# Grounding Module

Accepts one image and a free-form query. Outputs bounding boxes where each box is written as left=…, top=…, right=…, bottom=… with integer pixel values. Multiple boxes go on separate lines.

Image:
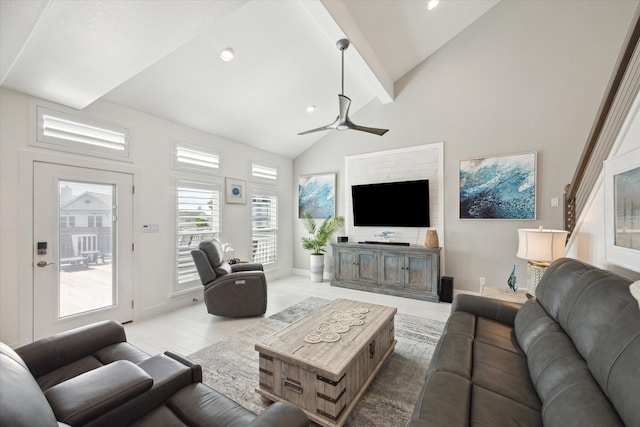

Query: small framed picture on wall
left=225, top=177, right=247, bottom=204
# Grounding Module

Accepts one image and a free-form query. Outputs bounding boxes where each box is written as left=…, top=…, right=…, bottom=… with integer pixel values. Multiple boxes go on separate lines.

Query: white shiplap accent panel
left=345, top=143, right=444, bottom=250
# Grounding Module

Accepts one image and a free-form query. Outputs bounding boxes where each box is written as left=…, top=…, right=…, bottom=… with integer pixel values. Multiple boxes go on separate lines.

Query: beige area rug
left=189, top=297, right=445, bottom=426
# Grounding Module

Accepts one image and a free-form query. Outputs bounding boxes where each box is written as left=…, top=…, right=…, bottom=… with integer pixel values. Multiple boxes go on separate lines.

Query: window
left=96, top=216, right=103, bottom=227
left=60, top=216, right=76, bottom=228
left=36, top=106, right=130, bottom=160
left=252, top=192, right=277, bottom=265
left=88, top=216, right=95, bottom=228
left=175, top=141, right=220, bottom=173
left=176, top=182, right=221, bottom=292
left=251, top=162, right=278, bottom=183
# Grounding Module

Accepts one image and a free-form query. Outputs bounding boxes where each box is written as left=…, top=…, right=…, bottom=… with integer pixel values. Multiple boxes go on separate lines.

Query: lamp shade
left=516, top=228, right=568, bottom=262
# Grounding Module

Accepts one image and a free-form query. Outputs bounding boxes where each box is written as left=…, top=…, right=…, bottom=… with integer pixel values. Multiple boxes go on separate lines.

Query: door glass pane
left=58, top=181, right=115, bottom=317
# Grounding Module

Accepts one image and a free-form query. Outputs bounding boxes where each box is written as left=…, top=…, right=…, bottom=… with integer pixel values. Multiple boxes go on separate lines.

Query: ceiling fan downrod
left=337, top=38, right=350, bottom=96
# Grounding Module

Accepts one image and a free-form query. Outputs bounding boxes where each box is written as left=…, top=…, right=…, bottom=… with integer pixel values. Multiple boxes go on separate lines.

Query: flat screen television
left=351, top=180, right=430, bottom=227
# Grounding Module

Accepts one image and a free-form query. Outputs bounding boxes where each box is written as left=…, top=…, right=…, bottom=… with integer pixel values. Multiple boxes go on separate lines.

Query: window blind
left=252, top=193, right=277, bottom=265
left=36, top=106, right=130, bottom=159
left=176, top=144, right=220, bottom=171
left=176, top=184, right=220, bottom=291
left=251, top=162, right=278, bottom=182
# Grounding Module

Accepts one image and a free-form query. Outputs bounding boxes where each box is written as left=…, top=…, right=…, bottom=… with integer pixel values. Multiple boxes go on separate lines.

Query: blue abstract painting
left=299, top=174, right=336, bottom=219
left=459, top=152, right=536, bottom=219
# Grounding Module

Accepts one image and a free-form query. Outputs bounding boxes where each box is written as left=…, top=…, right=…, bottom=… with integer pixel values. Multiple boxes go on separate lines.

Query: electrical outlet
left=551, top=198, right=559, bottom=207
left=479, top=277, right=486, bottom=286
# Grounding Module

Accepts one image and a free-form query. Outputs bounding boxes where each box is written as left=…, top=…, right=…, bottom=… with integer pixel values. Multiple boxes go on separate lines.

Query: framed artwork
left=459, top=152, right=536, bottom=219
left=225, top=177, right=246, bottom=204
left=298, top=173, right=336, bottom=219
left=604, top=147, right=640, bottom=272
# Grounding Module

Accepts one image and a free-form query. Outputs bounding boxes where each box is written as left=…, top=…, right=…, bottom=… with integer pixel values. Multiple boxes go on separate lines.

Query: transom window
left=36, top=106, right=130, bottom=160
left=175, top=141, right=220, bottom=173
left=251, top=162, right=278, bottom=183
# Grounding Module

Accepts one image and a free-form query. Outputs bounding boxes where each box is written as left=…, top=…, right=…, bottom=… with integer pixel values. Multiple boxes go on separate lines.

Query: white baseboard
left=135, top=289, right=202, bottom=322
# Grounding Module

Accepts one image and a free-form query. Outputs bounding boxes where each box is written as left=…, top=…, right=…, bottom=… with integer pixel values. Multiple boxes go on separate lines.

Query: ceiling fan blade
left=350, top=123, right=389, bottom=136
left=298, top=116, right=340, bottom=135
left=297, top=125, right=333, bottom=136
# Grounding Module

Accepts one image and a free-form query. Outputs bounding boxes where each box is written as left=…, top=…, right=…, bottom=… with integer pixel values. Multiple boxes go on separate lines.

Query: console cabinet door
left=379, top=252, right=405, bottom=288
left=355, top=250, right=377, bottom=284
left=335, top=248, right=356, bottom=281
left=405, top=253, right=436, bottom=292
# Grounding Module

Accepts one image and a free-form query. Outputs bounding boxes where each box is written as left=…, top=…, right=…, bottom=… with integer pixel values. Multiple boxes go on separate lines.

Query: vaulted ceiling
left=1, top=0, right=499, bottom=158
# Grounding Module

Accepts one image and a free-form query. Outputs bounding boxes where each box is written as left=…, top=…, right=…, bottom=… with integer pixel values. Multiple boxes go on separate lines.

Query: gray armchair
left=191, top=239, right=267, bottom=317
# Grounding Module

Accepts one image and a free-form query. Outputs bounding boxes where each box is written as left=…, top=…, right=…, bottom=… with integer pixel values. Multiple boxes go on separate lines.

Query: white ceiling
left=1, top=0, right=499, bottom=158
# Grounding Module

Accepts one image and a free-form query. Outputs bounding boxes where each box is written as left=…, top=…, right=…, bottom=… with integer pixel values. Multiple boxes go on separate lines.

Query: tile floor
left=124, top=274, right=453, bottom=356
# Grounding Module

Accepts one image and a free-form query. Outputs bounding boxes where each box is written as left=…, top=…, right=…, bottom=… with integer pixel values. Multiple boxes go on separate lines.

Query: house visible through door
left=33, top=162, right=133, bottom=339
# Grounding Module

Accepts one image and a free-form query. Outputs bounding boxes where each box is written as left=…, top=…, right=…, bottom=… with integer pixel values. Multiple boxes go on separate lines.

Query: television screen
left=351, top=180, right=430, bottom=227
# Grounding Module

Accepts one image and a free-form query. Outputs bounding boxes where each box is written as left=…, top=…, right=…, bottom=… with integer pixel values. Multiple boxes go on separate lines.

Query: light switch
left=551, top=198, right=559, bottom=207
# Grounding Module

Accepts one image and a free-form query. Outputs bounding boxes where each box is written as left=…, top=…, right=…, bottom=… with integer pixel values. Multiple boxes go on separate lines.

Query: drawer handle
left=284, top=378, right=303, bottom=394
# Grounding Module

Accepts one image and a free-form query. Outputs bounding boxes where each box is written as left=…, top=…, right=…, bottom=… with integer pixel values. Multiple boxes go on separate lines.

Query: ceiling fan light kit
left=298, top=39, right=389, bottom=136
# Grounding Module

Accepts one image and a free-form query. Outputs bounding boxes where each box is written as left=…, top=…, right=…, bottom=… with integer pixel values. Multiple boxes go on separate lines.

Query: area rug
left=188, top=297, right=445, bottom=426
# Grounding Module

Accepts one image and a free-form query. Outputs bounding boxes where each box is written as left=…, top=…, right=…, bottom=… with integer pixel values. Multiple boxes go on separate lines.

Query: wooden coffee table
left=255, top=298, right=397, bottom=427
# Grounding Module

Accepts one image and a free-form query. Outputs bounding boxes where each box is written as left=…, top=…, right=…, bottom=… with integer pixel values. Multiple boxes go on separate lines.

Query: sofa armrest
left=206, top=270, right=267, bottom=291
left=452, top=294, right=521, bottom=325
left=44, top=360, right=153, bottom=426
left=16, top=320, right=127, bottom=378
left=231, top=262, right=264, bottom=272
left=247, top=402, right=309, bottom=427
left=163, top=351, right=202, bottom=383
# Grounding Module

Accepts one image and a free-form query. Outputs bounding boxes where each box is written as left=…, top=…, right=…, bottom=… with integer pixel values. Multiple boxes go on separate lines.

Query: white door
left=33, top=162, right=134, bottom=339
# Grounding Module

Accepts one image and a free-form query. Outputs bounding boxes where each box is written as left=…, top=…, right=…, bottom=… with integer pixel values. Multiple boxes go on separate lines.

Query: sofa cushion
left=130, top=405, right=188, bottom=426
left=411, top=371, right=471, bottom=427
left=166, top=383, right=257, bottom=426
left=557, top=269, right=633, bottom=359
left=471, top=385, right=541, bottom=427
left=35, top=342, right=150, bottom=391
left=587, top=301, right=640, bottom=427
left=16, top=320, right=127, bottom=378
left=472, top=341, right=540, bottom=411
left=0, top=343, right=59, bottom=427
left=199, top=240, right=232, bottom=276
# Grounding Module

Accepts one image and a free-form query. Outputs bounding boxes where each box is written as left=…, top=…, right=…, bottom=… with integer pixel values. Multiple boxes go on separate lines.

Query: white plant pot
left=310, top=254, right=325, bottom=282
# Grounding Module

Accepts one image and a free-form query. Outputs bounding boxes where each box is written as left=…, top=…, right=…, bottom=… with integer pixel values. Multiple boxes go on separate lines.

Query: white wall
left=293, top=0, right=639, bottom=292
left=566, top=90, right=640, bottom=281
left=0, top=88, right=294, bottom=346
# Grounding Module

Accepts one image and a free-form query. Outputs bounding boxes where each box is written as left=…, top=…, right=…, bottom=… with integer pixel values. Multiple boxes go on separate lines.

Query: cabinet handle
left=284, top=378, right=303, bottom=394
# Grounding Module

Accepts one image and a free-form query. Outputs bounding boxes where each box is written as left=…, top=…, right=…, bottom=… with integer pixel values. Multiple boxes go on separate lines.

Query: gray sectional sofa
left=0, top=320, right=308, bottom=427
left=409, top=257, right=639, bottom=426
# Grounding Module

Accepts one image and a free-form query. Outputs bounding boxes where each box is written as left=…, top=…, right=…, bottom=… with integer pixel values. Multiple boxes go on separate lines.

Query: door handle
left=36, top=261, right=56, bottom=268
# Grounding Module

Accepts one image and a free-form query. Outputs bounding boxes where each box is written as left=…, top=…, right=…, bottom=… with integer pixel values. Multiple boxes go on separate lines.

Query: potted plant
left=301, top=212, right=345, bottom=282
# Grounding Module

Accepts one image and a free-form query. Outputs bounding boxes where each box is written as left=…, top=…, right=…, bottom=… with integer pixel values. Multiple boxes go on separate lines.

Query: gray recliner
left=191, top=239, right=267, bottom=317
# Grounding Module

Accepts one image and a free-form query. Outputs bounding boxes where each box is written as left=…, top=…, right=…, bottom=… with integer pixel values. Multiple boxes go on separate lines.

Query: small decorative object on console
left=507, top=265, right=518, bottom=292
left=424, top=229, right=439, bottom=248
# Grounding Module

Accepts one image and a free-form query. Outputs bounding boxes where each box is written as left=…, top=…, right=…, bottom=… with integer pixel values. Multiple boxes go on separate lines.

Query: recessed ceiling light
left=427, top=0, right=439, bottom=10
left=220, top=47, right=234, bottom=62
left=306, top=105, right=316, bottom=113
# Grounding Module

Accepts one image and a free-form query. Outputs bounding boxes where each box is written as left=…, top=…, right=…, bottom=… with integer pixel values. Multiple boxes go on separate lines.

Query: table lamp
left=516, top=227, right=569, bottom=295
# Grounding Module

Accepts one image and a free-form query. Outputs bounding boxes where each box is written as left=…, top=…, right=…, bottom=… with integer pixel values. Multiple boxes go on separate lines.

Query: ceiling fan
left=298, top=39, right=389, bottom=136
